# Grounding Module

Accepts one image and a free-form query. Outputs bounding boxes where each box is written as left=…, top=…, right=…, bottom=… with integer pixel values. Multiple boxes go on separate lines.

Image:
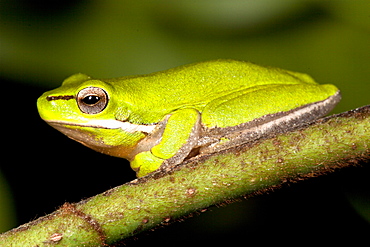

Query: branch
left=1, top=105, right=370, bottom=246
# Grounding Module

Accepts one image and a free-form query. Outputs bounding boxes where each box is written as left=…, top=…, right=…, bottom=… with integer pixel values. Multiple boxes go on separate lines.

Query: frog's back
left=119, top=59, right=315, bottom=103
left=109, top=59, right=318, bottom=123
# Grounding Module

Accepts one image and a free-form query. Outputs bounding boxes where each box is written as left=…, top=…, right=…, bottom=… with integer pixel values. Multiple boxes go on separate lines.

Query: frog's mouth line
left=44, top=119, right=157, bottom=134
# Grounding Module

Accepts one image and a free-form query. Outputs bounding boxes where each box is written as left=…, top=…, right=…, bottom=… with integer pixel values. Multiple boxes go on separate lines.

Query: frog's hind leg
left=199, top=84, right=340, bottom=153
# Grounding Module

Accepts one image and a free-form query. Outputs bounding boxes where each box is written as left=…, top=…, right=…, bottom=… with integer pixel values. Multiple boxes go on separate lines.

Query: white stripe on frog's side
left=86, top=120, right=157, bottom=133
left=46, top=119, right=157, bottom=134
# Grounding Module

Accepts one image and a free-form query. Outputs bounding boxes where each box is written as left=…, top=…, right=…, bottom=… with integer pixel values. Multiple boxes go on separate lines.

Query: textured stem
left=1, top=106, right=369, bottom=246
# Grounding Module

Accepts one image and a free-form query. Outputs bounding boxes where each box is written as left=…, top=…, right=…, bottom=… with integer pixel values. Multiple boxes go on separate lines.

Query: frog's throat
left=44, top=119, right=157, bottom=134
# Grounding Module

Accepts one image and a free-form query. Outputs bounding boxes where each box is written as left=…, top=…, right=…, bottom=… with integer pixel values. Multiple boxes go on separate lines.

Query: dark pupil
left=82, top=95, right=100, bottom=105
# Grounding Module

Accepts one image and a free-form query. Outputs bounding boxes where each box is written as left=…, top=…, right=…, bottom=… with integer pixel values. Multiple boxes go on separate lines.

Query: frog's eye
left=77, top=87, right=108, bottom=114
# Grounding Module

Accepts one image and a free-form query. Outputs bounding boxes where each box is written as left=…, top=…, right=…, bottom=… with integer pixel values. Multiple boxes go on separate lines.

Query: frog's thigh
left=151, top=108, right=200, bottom=160
left=202, top=84, right=336, bottom=128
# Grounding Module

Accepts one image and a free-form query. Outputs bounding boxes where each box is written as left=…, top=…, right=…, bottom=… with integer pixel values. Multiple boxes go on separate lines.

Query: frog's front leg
left=130, top=108, right=201, bottom=177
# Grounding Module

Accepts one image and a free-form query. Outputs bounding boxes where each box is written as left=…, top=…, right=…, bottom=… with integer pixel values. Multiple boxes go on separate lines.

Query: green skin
left=37, top=59, right=340, bottom=177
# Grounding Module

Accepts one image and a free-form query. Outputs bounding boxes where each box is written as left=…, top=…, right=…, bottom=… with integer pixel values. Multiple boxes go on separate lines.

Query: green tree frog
left=37, top=59, right=341, bottom=177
